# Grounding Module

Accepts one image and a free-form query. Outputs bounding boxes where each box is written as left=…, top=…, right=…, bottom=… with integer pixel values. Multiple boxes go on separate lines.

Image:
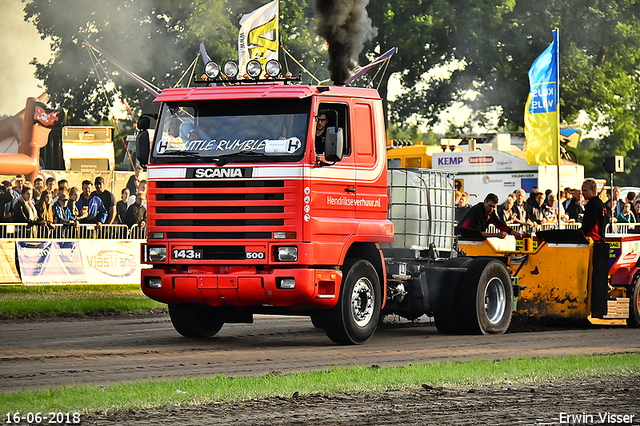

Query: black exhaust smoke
left=315, top=0, right=376, bottom=86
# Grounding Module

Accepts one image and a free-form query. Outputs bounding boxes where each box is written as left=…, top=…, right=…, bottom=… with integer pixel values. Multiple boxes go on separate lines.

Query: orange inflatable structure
left=0, top=95, right=64, bottom=182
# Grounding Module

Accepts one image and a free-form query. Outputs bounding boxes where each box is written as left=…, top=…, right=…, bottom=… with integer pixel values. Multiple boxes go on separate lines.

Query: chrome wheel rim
left=485, top=277, right=506, bottom=325
left=351, top=278, right=374, bottom=327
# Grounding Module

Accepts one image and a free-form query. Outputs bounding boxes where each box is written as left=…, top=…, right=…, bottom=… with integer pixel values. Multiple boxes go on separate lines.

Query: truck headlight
left=275, top=246, right=298, bottom=262
left=144, top=277, right=162, bottom=289
left=147, top=246, right=167, bottom=262
left=277, top=278, right=295, bottom=289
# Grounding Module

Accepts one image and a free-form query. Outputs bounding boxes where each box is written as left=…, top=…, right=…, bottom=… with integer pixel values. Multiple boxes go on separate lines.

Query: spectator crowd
left=455, top=184, right=640, bottom=233
left=0, top=168, right=147, bottom=237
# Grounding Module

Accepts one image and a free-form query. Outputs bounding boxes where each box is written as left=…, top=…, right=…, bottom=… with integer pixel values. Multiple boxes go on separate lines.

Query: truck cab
left=140, top=84, right=394, bottom=344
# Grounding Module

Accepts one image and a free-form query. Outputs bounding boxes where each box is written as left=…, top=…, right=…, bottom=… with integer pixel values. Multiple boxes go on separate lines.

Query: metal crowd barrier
left=0, top=223, right=147, bottom=239
left=487, top=222, right=582, bottom=234
left=606, top=223, right=637, bottom=234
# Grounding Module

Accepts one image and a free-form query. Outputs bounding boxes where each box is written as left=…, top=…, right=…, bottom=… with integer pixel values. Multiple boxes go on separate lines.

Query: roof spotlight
left=204, top=61, right=220, bottom=79
left=265, top=60, right=282, bottom=77
left=246, top=60, right=262, bottom=78
left=222, top=60, right=239, bottom=78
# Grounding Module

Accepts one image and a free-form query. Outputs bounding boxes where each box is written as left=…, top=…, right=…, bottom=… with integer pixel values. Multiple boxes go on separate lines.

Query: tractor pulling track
left=1, top=314, right=639, bottom=425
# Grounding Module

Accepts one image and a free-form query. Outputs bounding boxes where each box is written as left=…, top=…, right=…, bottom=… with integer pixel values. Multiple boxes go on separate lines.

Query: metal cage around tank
left=384, top=168, right=456, bottom=254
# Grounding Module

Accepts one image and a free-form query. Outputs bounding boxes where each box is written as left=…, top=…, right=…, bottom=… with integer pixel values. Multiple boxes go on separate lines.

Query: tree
left=25, top=0, right=328, bottom=122
left=359, top=0, right=516, bottom=127
left=25, top=0, right=200, bottom=123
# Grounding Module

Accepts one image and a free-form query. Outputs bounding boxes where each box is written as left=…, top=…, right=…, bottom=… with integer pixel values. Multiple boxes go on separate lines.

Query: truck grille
left=151, top=179, right=299, bottom=240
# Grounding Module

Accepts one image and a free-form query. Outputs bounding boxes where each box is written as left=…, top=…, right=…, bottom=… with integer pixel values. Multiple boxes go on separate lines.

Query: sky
left=0, top=0, right=51, bottom=117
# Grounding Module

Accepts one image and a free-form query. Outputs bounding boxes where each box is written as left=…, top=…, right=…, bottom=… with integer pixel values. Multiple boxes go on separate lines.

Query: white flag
left=238, top=0, right=279, bottom=75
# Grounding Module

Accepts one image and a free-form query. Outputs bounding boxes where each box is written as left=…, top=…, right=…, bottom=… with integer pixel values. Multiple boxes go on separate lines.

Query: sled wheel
left=459, top=259, right=513, bottom=334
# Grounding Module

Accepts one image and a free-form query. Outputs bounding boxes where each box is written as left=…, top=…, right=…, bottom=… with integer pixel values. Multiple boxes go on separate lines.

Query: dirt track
left=85, top=375, right=640, bottom=425
left=1, top=314, right=639, bottom=393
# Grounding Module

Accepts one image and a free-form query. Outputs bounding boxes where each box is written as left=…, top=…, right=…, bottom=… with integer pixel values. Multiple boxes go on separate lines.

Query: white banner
left=238, top=0, right=279, bottom=74
left=79, top=240, right=145, bottom=284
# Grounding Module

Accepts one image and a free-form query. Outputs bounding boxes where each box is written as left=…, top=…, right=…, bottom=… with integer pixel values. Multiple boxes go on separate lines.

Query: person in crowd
left=511, top=189, right=531, bottom=228
left=457, top=193, right=524, bottom=239
left=76, top=180, right=107, bottom=227
left=2, top=181, right=15, bottom=221
left=633, top=198, right=640, bottom=222
left=45, top=177, right=57, bottom=198
left=115, top=188, right=130, bottom=224
left=527, top=191, right=546, bottom=227
left=127, top=180, right=147, bottom=207
left=611, top=187, right=624, bottom=218
left=125, top=191, right=147, bottom=228
left=12, top=174, right=24, bottom=200
left=542, top=193, right=558, bottom=224
left=560, top=187, right=572, bottom=211
left=314, top=112, right=328, bottom=154
left=126, top=166, right=143, bottom=197
left=581, top=179, right=607, bottom=242
left=566, top=188, right=585, bottom=222
left=627, top=192, right=637, bottom=205
left=455, top=191, right=471, bottom=223
left=35, top=189, right=55, bottom=233
left=33, top=177, right=44, bottom=202
left=617, top=202, right=636, bottom=224
left=497, top=194, right=516, bottom=226
left=12, top=186, right=44, bottom=236
left=91, top=176, right=117, bottom=224
left=0, top=184, right=13, bottom=222
left=68, top=187, right=88, bottom=222
left=53, top=192, right=79, bottom=232
left=53, top=179, right=69, bottom=203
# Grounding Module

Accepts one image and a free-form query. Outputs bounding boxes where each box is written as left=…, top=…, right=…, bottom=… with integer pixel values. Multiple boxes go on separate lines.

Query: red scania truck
left=138, top=63, right=519, bottom=344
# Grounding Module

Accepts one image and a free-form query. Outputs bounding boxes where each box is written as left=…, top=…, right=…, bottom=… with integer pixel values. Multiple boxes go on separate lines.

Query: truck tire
left=168, top=304, right=224, bottom=338
left=629, top=275, right=640, bottom=328
left=433, top=257, right=474, bottom=335
left=310, top=313, right=325, bottom=329
left=458, top=259, right=513, bottom=335
left=324, top=259, right=381, bottom=345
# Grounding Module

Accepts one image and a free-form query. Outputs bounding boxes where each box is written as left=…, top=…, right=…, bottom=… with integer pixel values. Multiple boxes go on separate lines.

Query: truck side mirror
left=136, top=116, right=152, bottom=166
left=324, top=127, right=344, bottom=162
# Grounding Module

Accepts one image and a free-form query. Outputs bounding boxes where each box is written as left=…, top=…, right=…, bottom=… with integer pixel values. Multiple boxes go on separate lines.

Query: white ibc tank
left=387, top=169, right=455, bottom=251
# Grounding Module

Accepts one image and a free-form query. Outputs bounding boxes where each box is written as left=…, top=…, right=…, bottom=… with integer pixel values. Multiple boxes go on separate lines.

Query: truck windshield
left=151, top=98, right=310, bottom=163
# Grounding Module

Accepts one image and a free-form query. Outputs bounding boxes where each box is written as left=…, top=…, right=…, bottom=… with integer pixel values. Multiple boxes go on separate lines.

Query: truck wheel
left=310, top=313, right=325, bottom=329
left=459, top=259, right=513, bottom=335
left=324, top=259, right=381, bottom=345
left=168, top=304, right=224, bottom=338
left=629, top=276, right=640, bottom=327
left=433, top=257, right=474, bottom=335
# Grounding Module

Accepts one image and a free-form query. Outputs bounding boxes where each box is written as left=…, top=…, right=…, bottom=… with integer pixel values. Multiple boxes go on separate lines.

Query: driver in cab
left=314, top=112, right=328, bottom=154
left=457, top=193, right=524, bottom=239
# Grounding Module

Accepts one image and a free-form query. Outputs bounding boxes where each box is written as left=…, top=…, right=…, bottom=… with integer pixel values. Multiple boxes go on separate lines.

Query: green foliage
left=25, top=0, right=327, bottom=123
left=23, top=0, right=640, bottom=182
left=387, top=122, right=421, bottom=143
left=1, top=353, right=638, bottom=413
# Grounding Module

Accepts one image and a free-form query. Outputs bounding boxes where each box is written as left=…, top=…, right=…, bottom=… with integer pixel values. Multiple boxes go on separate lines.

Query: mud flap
left=590, top=242, right=610, bottom=318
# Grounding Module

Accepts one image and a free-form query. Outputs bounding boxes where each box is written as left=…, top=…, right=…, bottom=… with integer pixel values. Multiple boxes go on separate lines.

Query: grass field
left=1, top=353, right=638, bottom=414
left=0, top=284, right=165, bottom=319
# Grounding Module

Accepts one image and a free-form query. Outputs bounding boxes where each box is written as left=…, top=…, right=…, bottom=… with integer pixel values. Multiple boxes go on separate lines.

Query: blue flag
left=525, top=30, right=559, bottom=165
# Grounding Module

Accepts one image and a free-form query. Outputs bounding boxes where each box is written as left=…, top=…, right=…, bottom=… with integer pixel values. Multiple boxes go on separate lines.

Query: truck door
left=353, top=101, right=387, bottom=221
left=308, top=102, right=357, bottom=259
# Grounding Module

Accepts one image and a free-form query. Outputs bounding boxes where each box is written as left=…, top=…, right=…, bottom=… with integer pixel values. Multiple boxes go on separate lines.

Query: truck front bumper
left=141, top=267, right=342, bottom=310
